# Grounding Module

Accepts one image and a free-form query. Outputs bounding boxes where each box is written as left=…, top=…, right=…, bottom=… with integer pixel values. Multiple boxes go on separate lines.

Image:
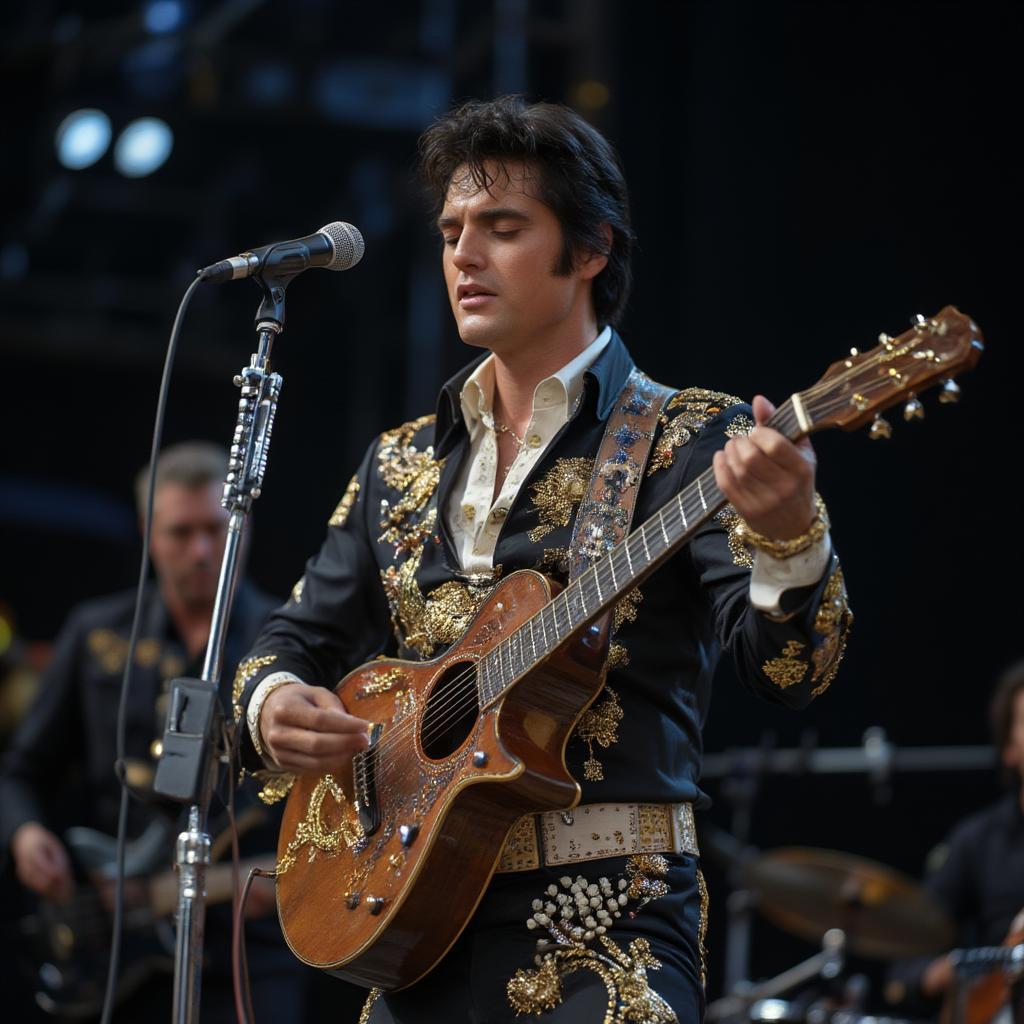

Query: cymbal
left=738, top=846, right=953, bottom=959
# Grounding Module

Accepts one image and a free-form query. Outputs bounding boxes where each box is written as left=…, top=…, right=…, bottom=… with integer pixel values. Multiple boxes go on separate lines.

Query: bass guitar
left=275, top=306, right=984, bottom=990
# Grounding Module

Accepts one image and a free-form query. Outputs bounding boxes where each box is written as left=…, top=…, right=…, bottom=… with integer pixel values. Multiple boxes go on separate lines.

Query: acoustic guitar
left=275, top=306, right=984, bottom=990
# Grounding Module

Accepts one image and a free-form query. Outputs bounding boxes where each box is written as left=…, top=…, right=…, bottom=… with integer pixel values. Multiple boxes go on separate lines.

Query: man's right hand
left=260, top=682, right=370, bottom=774
left=11, top=822, right=73, bottom=902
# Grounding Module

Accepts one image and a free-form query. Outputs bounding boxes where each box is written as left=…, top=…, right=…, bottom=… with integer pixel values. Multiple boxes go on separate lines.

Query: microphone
left=199, top=221, right=364, bottom=284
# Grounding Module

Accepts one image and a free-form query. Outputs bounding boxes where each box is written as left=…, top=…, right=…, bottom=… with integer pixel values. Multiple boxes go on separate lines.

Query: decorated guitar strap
left=566, top=367, right=676, bottom=583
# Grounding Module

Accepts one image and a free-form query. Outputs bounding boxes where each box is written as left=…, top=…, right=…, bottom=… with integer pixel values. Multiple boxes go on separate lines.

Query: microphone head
left=318, top=221, right=365, bottom=271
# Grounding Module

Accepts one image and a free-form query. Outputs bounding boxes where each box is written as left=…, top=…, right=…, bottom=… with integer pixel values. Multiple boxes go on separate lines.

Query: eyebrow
left=436, top=207, right=531, bottom=232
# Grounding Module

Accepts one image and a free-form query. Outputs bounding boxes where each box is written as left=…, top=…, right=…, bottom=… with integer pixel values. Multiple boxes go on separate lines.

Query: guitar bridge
left=353, top=723, right=383, bottom=836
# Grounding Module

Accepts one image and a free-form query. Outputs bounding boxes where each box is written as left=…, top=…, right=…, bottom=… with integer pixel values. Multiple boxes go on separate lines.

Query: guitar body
left=275, top=569, right=611, bottom=989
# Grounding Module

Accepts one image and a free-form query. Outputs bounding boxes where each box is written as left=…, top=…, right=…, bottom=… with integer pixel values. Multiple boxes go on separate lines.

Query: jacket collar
left=433, top=329, right=636, bottom=458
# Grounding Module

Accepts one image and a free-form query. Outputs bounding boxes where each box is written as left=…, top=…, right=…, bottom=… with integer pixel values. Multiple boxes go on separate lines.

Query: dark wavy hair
left=418, top=96, right=635, bottom=327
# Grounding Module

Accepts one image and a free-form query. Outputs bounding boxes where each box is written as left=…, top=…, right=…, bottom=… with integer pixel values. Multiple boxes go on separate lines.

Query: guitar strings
left=367, top=326, right=959, bottom=778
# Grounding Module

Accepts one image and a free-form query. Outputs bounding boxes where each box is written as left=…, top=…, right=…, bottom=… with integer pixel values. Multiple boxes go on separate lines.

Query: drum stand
left=702, top=727, right=995, bottom=1009
left=706, top=929, right=846, bottom=1023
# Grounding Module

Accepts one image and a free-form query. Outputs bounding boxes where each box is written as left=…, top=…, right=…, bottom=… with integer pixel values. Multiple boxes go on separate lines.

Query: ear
left=579, top=224, right=613, bottom=281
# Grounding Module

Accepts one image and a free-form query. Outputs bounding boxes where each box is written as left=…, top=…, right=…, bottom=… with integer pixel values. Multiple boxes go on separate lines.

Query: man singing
left=233, top=96, right=851, bottom=1022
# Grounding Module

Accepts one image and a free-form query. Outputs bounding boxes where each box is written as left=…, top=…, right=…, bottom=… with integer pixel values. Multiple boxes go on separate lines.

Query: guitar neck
left=477, top=399, right=805, bottom=707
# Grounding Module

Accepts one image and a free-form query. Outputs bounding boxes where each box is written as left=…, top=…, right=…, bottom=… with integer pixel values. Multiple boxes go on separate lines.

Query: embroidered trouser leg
left=360, top=853, right=707, bottom=1023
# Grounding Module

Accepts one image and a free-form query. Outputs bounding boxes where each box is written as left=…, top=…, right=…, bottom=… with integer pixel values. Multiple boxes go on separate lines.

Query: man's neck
left=161, top=586, right=214, bottom=661
left=489, top=319, right=600, bottom=430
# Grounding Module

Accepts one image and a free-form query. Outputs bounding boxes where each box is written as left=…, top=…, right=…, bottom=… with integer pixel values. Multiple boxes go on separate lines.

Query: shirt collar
left=434, top=327, right=636, bottom=456
left=457, top=326, right=612, bottom=435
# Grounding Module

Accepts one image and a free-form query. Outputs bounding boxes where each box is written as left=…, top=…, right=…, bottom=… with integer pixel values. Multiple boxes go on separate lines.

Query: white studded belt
left=495, top=801, right=698, bottom=873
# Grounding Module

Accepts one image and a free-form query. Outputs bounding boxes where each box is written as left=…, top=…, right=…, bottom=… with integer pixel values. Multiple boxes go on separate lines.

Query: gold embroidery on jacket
left=725, top=413, right=755, bottom=438
left=328, top=474, right=360, bottom=526
left=762, top=640, right=810, bottom=689
left=231, top=654, right=277, bottom=722
left=576, top=688, right=624, bottom=782
left=810, top=565, right=853, bottom=697
left=376, top=414, right=437, bottom=491
left=715, top=505, right=755, bottom=569
left=648, top=388, right=745, bottom=476
left=252, top=770, right=296, bottom=805
left=528, top=457, right=594, bottom=542
left=381, top=551, right=501, bottom=659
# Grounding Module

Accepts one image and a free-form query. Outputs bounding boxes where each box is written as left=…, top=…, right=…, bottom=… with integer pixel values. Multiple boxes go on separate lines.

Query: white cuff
left=246, top=671, right=304, bottom=769
left=749, top=532, right=832, bottom=616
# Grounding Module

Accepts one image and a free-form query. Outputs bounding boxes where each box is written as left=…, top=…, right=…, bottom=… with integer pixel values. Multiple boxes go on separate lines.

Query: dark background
left=1, top=0, right=1020, bottom=1017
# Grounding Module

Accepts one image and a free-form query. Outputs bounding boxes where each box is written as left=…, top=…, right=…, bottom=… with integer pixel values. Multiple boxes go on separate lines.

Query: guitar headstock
left=799, top=306, right=984, bottom=435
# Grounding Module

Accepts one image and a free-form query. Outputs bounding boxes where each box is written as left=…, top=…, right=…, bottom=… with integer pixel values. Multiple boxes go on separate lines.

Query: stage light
left=55, top=108, right=112, bottom=169
left=113, top=117, right=173, bottom=177
left=144, top=0, right=184, bottom=34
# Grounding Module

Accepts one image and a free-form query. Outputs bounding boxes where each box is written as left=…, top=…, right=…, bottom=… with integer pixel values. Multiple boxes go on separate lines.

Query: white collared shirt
left=448, top=327, right=613, bottom=574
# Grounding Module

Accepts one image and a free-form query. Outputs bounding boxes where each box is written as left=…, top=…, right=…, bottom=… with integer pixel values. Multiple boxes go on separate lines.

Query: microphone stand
left=153, top=274, right=288, bottom=1024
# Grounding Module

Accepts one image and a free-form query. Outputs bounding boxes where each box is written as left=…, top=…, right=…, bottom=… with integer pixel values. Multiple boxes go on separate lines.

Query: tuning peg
left=938, top=378, right=961, bottom=404
left=869, top=415, right=893, bottom=440
left=903, top=395, right=925, bottom=421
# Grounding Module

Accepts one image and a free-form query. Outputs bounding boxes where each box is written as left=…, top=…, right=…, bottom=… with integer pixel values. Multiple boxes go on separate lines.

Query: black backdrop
left=1, top=0, right=1021, bottom=1011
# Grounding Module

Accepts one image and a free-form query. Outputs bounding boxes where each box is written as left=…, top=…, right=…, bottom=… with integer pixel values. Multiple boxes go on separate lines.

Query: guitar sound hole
left=421, top=661, right=479, bottom=761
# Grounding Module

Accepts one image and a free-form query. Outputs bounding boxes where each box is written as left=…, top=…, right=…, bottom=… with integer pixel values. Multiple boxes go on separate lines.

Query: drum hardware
left=706, top=929, right=846, bottom=1023
left=701, top=727, right=993, bottom=993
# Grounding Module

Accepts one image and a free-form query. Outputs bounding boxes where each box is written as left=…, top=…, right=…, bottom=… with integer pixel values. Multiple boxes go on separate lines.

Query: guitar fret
left=503, top=640, right=512, bottom=682
left=609, top=553, right=618, bottom=589
left=697, top=477, right=707, bottom=511
left=659, top=510, right=670, bottom=545
left=529, top=619, right=537, bottom=660
left=540, top=609, right=549, bottom=648
left=642, top=528, right=651, bottom=562
left=625, top=538, right=635, bottom=574
left=677, top=493, right=688, bottom=530
left=594, top=567, right=603, bottom=603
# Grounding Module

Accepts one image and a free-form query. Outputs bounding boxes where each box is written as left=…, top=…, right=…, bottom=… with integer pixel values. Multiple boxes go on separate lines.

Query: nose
left=188, top=529, right=215, bottom=563
left=451, top=227, right=483, bottom=272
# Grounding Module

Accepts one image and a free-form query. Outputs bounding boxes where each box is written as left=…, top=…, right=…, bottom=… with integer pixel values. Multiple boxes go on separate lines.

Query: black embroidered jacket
left=234, top=333, right=851, bottom=807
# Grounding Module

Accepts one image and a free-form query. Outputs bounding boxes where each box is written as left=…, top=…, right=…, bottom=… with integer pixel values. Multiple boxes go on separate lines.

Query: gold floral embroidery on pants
left=507, top=861, right=676, bottom=1021
left=528, top=457, right=594, bottom=542
left=762, top=640, right=809, bottom=689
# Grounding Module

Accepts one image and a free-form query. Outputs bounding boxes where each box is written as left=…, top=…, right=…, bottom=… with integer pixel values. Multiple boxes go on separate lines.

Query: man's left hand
left=712, top=395, right=817, bottom=541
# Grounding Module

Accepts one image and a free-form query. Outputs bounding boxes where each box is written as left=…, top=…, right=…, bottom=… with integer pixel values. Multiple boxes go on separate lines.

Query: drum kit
left=705, top=841, right=954, bottom=1024
left=701, top=731, right=1022, bottom=1024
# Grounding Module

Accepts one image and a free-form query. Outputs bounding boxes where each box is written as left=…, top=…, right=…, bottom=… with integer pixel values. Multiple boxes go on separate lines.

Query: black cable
left=99, top=272, right=204, bottom=1024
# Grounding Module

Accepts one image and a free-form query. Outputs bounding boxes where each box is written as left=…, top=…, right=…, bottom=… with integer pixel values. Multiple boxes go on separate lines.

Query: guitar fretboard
left=476, top=399, right=804, bottom=706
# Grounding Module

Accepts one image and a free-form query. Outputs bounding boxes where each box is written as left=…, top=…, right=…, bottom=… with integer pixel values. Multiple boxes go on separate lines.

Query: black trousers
left=362, top=854, right=706, bottom=1024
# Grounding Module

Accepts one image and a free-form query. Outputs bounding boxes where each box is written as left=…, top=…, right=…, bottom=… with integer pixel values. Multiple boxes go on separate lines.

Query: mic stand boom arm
left=153, top=274, right=288, bottom=1024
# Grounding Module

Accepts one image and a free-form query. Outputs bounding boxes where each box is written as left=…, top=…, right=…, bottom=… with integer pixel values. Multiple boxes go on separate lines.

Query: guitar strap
left=566, top=367, right=676, bottom=582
